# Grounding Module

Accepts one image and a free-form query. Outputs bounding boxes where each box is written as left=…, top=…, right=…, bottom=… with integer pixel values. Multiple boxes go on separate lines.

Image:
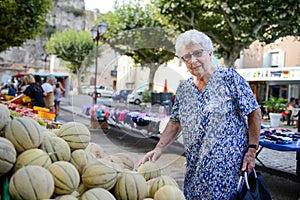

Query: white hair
left=175, top=30, right=214, bottom=57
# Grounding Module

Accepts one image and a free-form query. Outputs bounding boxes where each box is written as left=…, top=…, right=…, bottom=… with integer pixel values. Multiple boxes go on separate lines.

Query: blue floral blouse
left=170, top=67, right=259, bottom=199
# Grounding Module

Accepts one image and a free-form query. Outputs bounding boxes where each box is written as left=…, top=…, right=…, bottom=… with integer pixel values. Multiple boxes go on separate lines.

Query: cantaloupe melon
left=85, top=142, right=104, bottom=158
left=0, top=137, right=17, bottom=176
left=40, top=136, right=71, bottom=162
left=81, top=188, right=116, bottom=200
left=56, top=122, right=91, bottom=150
left=4, top=116, right=43, bottom=153
left=148, top=175, right=179, bottom=198
left=13, top=148, right=52, bottom=172
left=9, top=165, right=54, bottom=200
left=55, top=194, right=77, bottom=200
left=0, top=104, right=10, bottom=131
left=113, top=153, right=135, bottom=170
left=70, top=149, right=96, bottom=174
left=154, top=185, right=185, bottom=200
left=137, top=160, right=161, bottom=181
left=114, top=170, right=148, bottom=200
left=82, top=160, right=118, bottom=190
left=48, top=161, right=80, bottom=195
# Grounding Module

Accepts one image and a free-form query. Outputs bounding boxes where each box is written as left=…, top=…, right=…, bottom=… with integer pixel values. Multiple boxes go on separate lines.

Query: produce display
left=0, top=102, right=185, bottom=200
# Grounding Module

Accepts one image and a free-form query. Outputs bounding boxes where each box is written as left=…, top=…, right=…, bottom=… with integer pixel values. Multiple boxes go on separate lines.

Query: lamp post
left=90, top=21, right=108, bottom=105
left=41, top=53, right=50, bottom=72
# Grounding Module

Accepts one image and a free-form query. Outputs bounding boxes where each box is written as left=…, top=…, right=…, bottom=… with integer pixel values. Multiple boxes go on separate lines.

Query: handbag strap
left=237, top=169, right=257, bottom=190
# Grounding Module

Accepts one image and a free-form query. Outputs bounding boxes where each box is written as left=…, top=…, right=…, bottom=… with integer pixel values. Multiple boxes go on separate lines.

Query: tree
left=0, top=0, right=53, bottom=52
left=103, top=0, right=176, bottom=90
left=46, top=29, right=95, bottom=93
left=154, top=0, right=300, bottom=67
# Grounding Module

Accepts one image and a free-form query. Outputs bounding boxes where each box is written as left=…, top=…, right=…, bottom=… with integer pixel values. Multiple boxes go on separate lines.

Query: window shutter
left=278, top=50, right=285, bottom=68
left=262, top=52, right=269, bottom=68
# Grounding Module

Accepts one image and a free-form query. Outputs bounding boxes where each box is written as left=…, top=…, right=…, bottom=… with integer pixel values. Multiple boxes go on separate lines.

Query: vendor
left=42, top=76, right=56, bottom=112
left=5, top=74, right=46, bottom=108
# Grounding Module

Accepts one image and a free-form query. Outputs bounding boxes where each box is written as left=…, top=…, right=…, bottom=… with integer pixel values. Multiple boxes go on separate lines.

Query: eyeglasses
left=181, top=49, right=207, bottom=62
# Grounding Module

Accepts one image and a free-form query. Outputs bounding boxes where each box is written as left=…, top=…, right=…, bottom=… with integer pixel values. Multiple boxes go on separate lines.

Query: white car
left=127, top=90, right=144, bottom=105
left=88, top=86, right=114, bottom=98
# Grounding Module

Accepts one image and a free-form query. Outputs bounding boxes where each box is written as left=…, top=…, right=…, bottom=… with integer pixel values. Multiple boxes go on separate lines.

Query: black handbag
left=236, top=169, right=272, bottom=200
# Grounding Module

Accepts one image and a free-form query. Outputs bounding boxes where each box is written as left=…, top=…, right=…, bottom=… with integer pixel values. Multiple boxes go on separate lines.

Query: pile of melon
left=0, top=104, right=185, bottom=200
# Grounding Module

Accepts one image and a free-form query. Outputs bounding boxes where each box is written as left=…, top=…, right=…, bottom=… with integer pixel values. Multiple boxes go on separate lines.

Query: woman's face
left=181, top=44, right=213, bottom=77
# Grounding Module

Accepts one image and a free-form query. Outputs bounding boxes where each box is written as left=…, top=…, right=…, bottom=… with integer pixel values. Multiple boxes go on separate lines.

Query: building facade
left=236, top=36, right=300, bottom=104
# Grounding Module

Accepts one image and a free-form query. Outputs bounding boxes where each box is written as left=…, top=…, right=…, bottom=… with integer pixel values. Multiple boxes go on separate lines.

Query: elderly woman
left=7, top=74, right=46, bottom=108
left=138, top=30, right=261, bottom=199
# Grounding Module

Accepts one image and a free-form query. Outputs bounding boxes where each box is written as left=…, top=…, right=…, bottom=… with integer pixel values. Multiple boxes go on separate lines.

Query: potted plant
left=264, top=96, right=287, bottom=127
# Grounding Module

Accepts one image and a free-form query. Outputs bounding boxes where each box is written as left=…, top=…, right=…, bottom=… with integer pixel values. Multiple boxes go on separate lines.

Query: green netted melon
left=0, top=104, right=10, bottom=131
left=56, top=122, right=91, bottom=150
left=114, top=170, right=148, bottom=200
left=138, top=160, right=161, bottom=181
left=81, top=188, right=116, bottom=200
left=148, top=175, right=179, bottom=198
left=154, top=185, right=185, bottom=200
left=0, top=137, right=17, bottom=176
left=40, top=136, right=71, bottom=162
left=70, top=149, right=96, bottom=174
left=82, top=160, right=118, bottom=190
left=4, top=116, right=43, bottom=153
left=13, top=148, right=52, bottom=172
left=48, top=161, right=80, bottom=195
left=9, top=165, right=54, bottom=200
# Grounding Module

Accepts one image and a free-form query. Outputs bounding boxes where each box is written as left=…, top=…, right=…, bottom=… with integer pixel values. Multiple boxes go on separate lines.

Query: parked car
left=88, top=86, right=114, bottom=98
left=127, top=90, right=144, bottom=105
left=112, top=89, right=133, bottom=102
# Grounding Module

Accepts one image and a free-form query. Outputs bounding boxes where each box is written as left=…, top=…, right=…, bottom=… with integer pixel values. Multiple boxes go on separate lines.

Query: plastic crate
left=33, top=106, right=50, bottom=113
left=38, top=111, right=56, bottom=121
left=0, top=174, right=11, bottom=200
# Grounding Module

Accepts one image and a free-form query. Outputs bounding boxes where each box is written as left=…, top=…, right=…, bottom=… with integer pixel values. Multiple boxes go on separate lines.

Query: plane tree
left=154, top=0, right=300, bottom=67
left=103, top=0, right=176, bottom=90
left=46, top=29, right=96, bottom=93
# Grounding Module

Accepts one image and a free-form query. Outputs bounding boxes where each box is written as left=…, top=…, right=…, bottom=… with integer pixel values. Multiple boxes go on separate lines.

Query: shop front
left=236, top=67, right=300, bottom=104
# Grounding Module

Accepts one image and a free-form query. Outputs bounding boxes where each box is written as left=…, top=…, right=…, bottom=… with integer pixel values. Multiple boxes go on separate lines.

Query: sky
left=84, top=0, right=114, bottom=13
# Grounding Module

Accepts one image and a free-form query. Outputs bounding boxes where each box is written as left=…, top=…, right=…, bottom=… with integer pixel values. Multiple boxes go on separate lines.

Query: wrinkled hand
left=138, top=148, right=163, bottom=166
left=241, top=148, right=256, bottom=173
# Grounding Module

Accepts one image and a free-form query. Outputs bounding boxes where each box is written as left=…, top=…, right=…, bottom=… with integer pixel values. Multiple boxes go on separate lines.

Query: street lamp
left=41, top=53, right=50, bottom=72
left=90, top=21, right=108, bottom=105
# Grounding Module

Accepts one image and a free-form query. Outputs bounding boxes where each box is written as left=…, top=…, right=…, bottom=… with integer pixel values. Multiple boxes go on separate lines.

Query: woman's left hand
left=241, top=148, right=256, bottom=173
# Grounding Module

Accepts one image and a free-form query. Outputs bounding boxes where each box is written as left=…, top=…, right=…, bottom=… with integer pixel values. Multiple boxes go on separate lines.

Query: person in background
left=138, top=30, right=261, bottom=199
left=294, top=98, right=300, bottom=108
left=54, top=82, right=65, bottom=116
left=8, top=83, right=17, bottom=96
left=42, top=76, right=56, bottom=112
left=5, top=74, right=46, bottom=107
left=286, top=97, right=296, bottom=126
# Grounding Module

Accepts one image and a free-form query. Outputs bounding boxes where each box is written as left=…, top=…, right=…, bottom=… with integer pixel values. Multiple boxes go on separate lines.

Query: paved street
left=58, top=93, right=300, bottom=200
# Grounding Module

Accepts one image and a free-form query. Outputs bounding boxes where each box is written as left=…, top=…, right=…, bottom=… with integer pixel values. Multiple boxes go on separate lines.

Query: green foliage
left=154, top=0, right=300, bottom=67
left=103, top=0, right=177, bottom=90
left=46, top=29, right=95, bottom=74
left=65, top=7, right=85, bottom=17
left=264, top=96, right=287, bottom=113
left=142, top=90, right=152, bottom=102
left=0, top=0, right=53, bottom=52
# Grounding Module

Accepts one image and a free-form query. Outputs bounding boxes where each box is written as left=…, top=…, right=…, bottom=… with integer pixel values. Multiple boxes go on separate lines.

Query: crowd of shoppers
left=1, top=74, right=64, bottom=115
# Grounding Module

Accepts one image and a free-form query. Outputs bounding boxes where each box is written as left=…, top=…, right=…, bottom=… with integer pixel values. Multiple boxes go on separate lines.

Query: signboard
left=236, top=67, right=300, bottom=82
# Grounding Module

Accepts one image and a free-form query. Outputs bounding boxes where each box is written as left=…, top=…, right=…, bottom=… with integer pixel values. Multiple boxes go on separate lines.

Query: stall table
left=257, top=136, right=300, bottom=182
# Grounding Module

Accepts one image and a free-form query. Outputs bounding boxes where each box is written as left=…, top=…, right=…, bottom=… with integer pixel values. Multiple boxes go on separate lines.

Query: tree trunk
left=147, top=63, right=160, bottom=91
left=76, top=70, right=82, bottom=94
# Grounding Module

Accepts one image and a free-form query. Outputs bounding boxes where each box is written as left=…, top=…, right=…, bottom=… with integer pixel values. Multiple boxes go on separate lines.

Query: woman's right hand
left=138, top=148, right=163, bottom=166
